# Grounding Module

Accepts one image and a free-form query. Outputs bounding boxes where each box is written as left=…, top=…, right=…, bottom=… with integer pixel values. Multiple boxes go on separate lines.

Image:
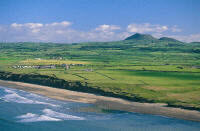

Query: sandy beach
left=0, top=79, right=200, bottom=122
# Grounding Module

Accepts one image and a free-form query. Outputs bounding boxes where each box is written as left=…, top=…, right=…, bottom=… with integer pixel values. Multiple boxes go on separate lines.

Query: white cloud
left=168, top=34, right=200, bottom=42
left=9, top=21, right=72, bottom=36
left=0, top=21, right=199, bottom=43
left=10, top=21, right=71, bottom=34
left=127, top=23, right=169, bottom=33
left=11, top=23, right=43, bottom=29
left=32, top=29, right=41, bottom=33
left=55, top=30, right=65, bottom=34
left=25, top=23, right=43, bottom=29
left=127, top=23, right=182, bottom=34
left=0, top=26, right=3, bottom=31
left=95, top=24, right=120, bottom=32
left=152, top=33, right=164, bottom=38
left=171, top=25, right=182, bottom=32
left=11, top=23, right=23, bottom=28
left=45, top=21, right=71, bottom=27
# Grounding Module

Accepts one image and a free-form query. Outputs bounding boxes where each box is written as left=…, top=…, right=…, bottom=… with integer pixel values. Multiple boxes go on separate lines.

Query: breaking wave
left=1, top=88, right=58, bottom=107
left=16, top=113, right=61, bottom=122
left=43, top=108, right=85, bottom=120
left=16, top=108, right=85, bottom=122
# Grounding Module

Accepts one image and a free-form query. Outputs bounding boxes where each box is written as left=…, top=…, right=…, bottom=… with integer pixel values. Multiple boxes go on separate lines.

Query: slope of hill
left=124, top=33, right=158, bottom=41
left=159, top=37, right=181, bottom=43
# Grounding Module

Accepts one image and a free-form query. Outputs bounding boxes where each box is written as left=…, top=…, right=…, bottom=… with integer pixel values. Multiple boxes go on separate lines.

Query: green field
left=0, top=33, right=200, bottom=110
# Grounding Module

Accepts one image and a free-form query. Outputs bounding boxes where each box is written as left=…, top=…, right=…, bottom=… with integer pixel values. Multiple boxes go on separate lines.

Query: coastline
left=0, top=79, right=200, bottom=122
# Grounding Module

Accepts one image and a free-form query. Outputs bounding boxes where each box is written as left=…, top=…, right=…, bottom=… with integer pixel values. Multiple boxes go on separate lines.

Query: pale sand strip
left=0, top=79, right=200, bottom=122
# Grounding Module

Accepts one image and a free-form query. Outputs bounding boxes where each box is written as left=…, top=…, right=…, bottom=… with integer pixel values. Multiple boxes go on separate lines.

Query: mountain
left=190, top=42, right=200, bottom=44
left=159, top=37, right=181, bottom=42
left=124, top=33, right=158, bottom=41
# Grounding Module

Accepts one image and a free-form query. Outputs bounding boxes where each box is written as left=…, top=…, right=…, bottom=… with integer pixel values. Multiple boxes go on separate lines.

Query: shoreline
left=0, top=79, right=200, bottom=122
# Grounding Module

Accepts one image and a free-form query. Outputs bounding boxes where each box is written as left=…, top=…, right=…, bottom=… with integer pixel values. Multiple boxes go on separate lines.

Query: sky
left=0, top=0, right=199, bottom=43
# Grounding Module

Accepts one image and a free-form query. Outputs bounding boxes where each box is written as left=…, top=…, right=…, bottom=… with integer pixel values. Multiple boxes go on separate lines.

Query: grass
left=20, top=59, right=89, bottom=65
left=0, top=38, right=200, bottom=110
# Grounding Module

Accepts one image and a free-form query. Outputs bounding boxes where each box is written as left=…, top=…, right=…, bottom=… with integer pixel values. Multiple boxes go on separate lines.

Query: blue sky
left=0, top=0, right=199, bottom=42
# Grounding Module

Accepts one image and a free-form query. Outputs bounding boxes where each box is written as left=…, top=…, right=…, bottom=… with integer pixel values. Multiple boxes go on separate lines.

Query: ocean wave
left=1, top=88, right=59, bottom=107
left=4, top=89, right=16, bottom=94
left=43, top=108, right=85, bottom=120
left=17, top=113, right=61, bottom=122
left=16, top=113, right=38, bottom=119
left=3, top=93, right=35, bottom=104
left=16, top=109, right=85, bottom=123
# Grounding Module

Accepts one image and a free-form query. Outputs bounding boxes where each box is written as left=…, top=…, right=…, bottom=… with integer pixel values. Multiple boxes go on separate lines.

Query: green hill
left=190, top=42, right=200, bottom=44
left=125, top=33, right=158, bottom=41
left=159, top=37, right=181, bottom=43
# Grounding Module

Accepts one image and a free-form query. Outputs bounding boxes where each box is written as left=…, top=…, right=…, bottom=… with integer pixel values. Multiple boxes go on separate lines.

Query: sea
left=0, top=85, right=200, bottom=131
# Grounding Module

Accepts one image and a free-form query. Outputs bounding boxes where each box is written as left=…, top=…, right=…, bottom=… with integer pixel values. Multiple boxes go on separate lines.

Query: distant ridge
left=124, top=33, right=157, bottom=41
left=190, top=42, right=200, bottom=44
left=124, top=33, right=183, bottom=43
left=159, top=37, right=181, bottom=42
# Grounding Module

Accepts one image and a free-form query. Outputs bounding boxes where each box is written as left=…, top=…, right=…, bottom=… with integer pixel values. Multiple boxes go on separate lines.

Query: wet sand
left=0, top=79, right=200, bottom=122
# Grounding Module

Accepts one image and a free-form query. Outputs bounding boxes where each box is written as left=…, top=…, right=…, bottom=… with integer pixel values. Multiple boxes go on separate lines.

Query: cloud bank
left=0, top=21, right=199, bottom=43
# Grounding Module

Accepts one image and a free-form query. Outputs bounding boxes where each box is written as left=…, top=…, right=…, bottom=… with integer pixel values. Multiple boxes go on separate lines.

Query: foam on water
left=2, top=93, right=36, bottom=103
left=0, top=87, right=86, bottom=122
left=1, top=88, right=59, bottom=107
left=43, top=108, right=85, bottom=120
left=1, top=87, right=111, bottom=123
left=4, top=89, right=16, bottom=94
left=16, top=108, right=85, bottom=122
left=17, top=113, right=61, bottom=122
left=17, top=113, right=37, bottom=119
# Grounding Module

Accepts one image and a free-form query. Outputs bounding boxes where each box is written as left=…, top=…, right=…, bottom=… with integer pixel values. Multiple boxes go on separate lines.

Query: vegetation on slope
left=125, top=33, right=158, bottom=41
left=159, top=37, right=181, bottom=43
